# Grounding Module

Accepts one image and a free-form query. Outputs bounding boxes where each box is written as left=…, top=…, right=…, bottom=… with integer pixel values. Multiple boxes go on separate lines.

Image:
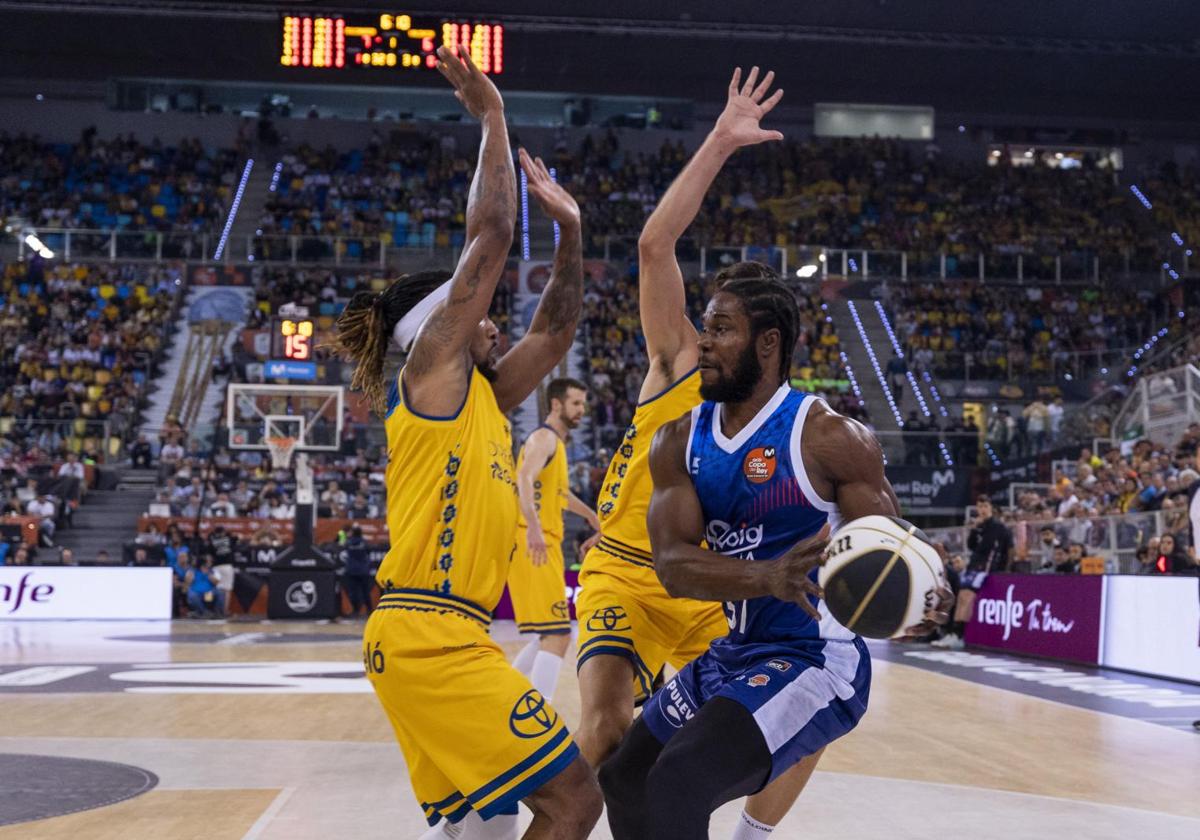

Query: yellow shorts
left=508, top=531, right=571, bottom=635
left=575, top=539, right=728, bottom=701
left=364, top=588, right=579, bottom=826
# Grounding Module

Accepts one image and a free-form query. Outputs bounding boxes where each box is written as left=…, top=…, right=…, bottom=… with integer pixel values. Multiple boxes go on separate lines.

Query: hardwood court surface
left=0, top=619, right=1197, bottom=839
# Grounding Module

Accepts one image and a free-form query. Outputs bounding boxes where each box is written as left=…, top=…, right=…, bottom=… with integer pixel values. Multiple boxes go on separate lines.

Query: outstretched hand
left=436, top=44, right=503, bottom=119
left=519, top=148, right=581, bottom=227
left=712, top=66, right=785, bottom=148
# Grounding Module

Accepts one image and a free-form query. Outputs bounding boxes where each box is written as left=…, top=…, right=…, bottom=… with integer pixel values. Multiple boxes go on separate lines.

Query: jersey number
left=724, top=600, right=748, bottom=634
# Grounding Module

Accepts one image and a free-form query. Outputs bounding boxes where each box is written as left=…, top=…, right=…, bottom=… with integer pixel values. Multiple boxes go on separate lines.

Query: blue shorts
left=641, top=637, right=871, bottom=785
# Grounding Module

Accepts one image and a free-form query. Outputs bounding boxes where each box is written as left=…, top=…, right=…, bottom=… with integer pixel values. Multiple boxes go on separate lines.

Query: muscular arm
left=647, top=416, right=824, bottom=615
left=405, top=49, right=516, bottom=413
left=492, top=214, right=582, bottom=411
left=802, top=402, right=900, bottom=520
left=516, top=428, right=557, bottom=535
left=637, top=67, right=784, bottom=401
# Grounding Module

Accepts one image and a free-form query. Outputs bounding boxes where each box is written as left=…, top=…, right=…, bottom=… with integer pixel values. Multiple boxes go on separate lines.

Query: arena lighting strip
left=872, top=300, right=933, bottom=419
left=1122, top=184, right=1193, bottom=377
left=520, top=168, right=530, bottom=260
left=846, top=300, right=905, bottom=428
left=212, top=158, right=254, bottom=261
left=268, top=161, right=283, bottom=193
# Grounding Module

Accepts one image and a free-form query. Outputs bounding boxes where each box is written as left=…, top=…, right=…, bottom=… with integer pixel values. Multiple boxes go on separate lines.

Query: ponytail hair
left=324, top=270, right=452, bottom=415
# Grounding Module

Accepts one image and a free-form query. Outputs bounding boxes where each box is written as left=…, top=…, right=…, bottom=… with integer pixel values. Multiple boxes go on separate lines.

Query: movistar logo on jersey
left=704, top=519, right=764, bottom=558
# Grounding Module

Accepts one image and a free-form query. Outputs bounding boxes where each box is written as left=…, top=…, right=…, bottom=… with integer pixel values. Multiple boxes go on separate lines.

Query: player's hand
left=436, top=44, right=503, bottom=119
left=579, top=530, right=601, bottom=557
left=712, top=66, right=784, bottom=149
left=519, top=148, right=580, bottom=229
left=767, top=523, right=830, bottom=621
left=894, top=584, right=955, bottom=642
left=527, top=528, right=549, bottom=567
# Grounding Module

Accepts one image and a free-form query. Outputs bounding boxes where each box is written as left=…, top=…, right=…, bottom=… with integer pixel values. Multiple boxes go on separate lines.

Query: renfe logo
left=975, top=583, right=1076, bottom=641
left=0, top=572, right=55, bottom=614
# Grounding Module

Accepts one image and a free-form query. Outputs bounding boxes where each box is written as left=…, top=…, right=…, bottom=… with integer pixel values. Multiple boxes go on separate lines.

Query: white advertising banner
left=0, top=567, right=173, bottom=620
left=1102, top=575, right=1200, bottom=684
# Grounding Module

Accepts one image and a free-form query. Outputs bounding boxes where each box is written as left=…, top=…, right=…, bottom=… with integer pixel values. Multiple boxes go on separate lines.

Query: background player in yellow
left=326, top=45, right=600, bottom=840
left=575, top=66, right=823, bottom=840
left=508, top=377, right=601, bottom=705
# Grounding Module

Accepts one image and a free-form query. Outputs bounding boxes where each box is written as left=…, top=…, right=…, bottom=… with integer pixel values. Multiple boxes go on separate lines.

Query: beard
left=699, top=343, right=762, bottom=403
left=561, top=413, right=581, bottom=430
left=475, top=362, right=498, bottom=382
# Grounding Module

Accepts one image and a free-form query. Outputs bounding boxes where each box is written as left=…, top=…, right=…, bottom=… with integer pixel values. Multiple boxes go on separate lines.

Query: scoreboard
left=280, top=12, right=504, bottom=74
left=272, top=318, right=314, bottom=361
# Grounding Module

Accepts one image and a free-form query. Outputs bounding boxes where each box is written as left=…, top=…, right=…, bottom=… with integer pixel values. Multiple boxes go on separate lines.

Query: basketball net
left=266, top=436, right=297, bottom=471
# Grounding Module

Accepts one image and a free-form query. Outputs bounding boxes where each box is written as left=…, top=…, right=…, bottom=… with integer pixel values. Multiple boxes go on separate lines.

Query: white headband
left=391, top=279, right=453, bottom=352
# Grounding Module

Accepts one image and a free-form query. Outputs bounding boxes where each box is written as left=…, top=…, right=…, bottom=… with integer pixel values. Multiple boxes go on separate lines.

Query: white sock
left=731, top=811, right=775, bottom=840
left=529, top=650, right=563, bottom=702
left=419, top=811, right=518, bottom=840
left=511, top=640, right=539, bottom=676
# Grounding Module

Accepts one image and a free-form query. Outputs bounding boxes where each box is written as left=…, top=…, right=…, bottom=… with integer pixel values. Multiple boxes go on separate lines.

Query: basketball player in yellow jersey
left=576, top=67, right=818, bottom=840
left=508, top=377, right=601, bottom=704
left=327, top=46, right=600, bottom=840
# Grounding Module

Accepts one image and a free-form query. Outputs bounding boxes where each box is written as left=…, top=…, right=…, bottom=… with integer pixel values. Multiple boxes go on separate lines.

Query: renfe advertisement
left=964, top=573, right=1105, bottom=665
left=1103, top=576, right=1200, bottom=683
left=0, top=567, right=173, bottom=620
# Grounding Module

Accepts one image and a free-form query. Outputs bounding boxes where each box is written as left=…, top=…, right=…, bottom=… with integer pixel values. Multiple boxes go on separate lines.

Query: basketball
left=819, top=515, right=946, bottom=639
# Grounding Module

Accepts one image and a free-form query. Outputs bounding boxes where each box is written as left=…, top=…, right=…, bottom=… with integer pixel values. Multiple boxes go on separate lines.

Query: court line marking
left=241, top=785, right=295, bottom=840
left=874, top=652, right=1200, bottom=740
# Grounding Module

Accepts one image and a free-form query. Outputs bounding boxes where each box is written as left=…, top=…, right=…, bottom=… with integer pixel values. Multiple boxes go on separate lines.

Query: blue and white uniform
left=641, top=384, right=871, bottom=783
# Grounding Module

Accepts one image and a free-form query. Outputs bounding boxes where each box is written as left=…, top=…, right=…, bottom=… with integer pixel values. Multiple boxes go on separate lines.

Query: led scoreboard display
left=280, top=13, right=504, bottom=73
left=273, top=318, right=314, bottom=361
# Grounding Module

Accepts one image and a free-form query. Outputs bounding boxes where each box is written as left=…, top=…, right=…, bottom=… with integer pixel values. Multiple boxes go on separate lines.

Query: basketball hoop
left=266, top=436, right=298, bottom=470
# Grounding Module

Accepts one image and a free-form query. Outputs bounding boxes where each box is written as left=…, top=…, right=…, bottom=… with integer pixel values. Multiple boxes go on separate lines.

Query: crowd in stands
left=0, top=130, right=240, bottom=239
left=885, top=281, right=1160, bottom=383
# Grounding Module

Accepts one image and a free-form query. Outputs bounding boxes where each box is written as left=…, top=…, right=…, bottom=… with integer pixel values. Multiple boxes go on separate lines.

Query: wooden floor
left=1, top=619, right=1197, bottom=839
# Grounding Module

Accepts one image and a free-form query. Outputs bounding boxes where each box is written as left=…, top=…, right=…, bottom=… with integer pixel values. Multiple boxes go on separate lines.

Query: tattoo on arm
left=529, top=225, right=582, bottom=336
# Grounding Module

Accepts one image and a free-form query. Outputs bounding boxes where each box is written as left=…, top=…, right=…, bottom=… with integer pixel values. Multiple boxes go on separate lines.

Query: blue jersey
left=685, top=384, right=856, bottom=648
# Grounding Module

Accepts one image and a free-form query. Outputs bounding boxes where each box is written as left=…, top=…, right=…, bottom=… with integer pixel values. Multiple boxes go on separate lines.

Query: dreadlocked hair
left=324, top=269, right=452, bottom=416
left=713, top=261, right=800, bottom=384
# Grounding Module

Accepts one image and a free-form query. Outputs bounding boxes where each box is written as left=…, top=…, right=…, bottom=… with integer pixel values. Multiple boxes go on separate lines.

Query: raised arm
left=637, top=67, right=784, bottom=400
left=491, top=150, right=584, bottom=413
left=516, top=427, right=557, bottom=566
left=647, top=415, right=826, bottom=618
left=405, top=46, right=516, bottom=411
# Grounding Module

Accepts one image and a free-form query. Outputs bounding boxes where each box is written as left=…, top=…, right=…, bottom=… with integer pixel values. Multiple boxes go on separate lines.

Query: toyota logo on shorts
left=509, top=689, right=558, bottom=738
left=586, top=606, right=630, bottom=632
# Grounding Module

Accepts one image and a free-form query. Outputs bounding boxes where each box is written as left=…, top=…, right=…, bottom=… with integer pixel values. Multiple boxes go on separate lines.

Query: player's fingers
left=728, top=67, right=742, bottom=98
left=535, top=156, right=552, bottom=182
left=741, top=66, right=760, bottom=97
left=759, top=130, right=784, bottom=143
left=760, top=88, right=784, bottom=115
left=750, top=69, right=775, bottom=102
left=796, top=592, right=822, bottom=621
left=458, top=44, right=480, bottom=74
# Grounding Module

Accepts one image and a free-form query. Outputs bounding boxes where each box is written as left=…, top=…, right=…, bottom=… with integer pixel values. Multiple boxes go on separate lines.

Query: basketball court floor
left=1, top=619, right=1198, bottom=839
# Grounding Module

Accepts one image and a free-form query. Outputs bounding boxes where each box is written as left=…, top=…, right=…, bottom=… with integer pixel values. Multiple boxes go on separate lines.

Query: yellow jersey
left=593, top=368, right=700, bottom=563
left=378, top=367, right=519, bottom=611
left=516, top=426, right=569, bottom=542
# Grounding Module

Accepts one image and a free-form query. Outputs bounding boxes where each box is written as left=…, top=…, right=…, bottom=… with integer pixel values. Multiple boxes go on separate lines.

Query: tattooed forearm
left=529, top=221, right=583, bottom=338
left=465, top=115, right=517, bottom=243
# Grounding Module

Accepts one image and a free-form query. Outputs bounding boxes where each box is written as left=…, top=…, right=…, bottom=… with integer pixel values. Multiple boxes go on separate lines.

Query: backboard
left=226, top=384, right=344, bottom=451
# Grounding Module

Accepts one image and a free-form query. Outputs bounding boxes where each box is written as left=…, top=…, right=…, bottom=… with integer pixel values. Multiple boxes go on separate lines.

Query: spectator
left=205, top=492, right=238, bottom=518
left=886, top=353, right=907, bottom=403
left=340, top=525, right=373, bottom=618
left=129, top=547, right=151, bottom=566
left=131, top=435, right=154, bottom=469
left=95, top=549, right=111, bottom=565
left=57, top=452, right=85, bottom=482
left=935, top=497, right=1013, bottom=649
left=59, top=548, right=76, bottom=566
left=1154, top=533, right=1191, bottom=574
left=136, top=523, right=165, bottom=546
left=1057, top=543, right=1084, bottom=574
left=26, top=493, right=56, bottom=546
left=185, top=555, right=225, bottom=617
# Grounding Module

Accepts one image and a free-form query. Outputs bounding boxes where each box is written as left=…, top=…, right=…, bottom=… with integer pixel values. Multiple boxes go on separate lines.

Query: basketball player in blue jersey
left=599, top=265, right=950, bottom=838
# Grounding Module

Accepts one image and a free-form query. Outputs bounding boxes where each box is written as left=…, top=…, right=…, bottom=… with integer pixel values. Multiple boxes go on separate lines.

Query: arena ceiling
left=2, top=1, right=1198, bottom=126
